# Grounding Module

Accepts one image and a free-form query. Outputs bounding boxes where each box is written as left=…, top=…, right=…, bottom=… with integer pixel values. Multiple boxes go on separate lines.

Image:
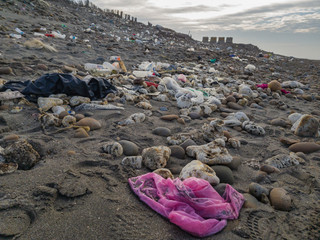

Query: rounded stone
left=180, top=139, right=197, bottom=150
left=248, top=182, right=269, bottom=201
left=160, top=114, right=179, bottom=121
left=260, top=164, right=280, bottom=174
left=254, top=171, right=268, bottom=183
left=0, top=67, right=13, bottom=75
left=225, top=156, right=241, bottom=170
left=119, top=140, right=139, bottom=156
left=59, top=111, right=69, bottom=119
left=226, top=95, right=236, bottom=103
left=84, top=112, right=94, bottom=117
left=75, top=114, right=85, bottom=121
left=223, top=130, right=232, bottom=140
left=189, top=112, right=201, bottom=119
left=153, top=168, right=173, bottom=179
left=227, top=102, right=243, bottom=110
left=152, top=127, right=171, bottom=137
left=270, top=188, right=291, bottom=211
left=243, top=193, right=260, bottom=209
left=268, top=80, right=281, bottom=92
left=74, top=128, right=89, bottom=138
left=289, top=142, right=320, bottom=154
left=169, top=145, right=185, bottom=159
left=3, top=134, right=19, bottom=142
left=211, top=165, right=234, bottom=184
left=76, top=117, right=101, bottom=130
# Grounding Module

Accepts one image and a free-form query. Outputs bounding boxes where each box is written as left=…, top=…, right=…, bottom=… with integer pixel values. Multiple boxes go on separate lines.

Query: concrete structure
left=226, top=37, right=233, bottom=43
left=210, top=37, right=217, bottom=44
left=120, top=11, right=123, bottom=18
left=202, top=37, right=209, bottom=43
left=218, top=37, right=225, bottom=44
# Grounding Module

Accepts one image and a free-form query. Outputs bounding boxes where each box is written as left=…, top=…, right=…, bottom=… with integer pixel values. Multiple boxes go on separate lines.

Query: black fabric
left=2, top=73, right=117, bottom=101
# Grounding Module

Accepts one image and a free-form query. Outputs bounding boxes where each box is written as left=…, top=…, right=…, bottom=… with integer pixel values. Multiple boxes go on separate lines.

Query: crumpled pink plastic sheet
left=129, top=173, right=244, bottom=237
left=256, top=83, right=290, bottom=94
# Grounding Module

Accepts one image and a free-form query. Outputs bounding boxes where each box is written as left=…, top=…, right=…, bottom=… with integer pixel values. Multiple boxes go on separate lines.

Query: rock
left=0, top=162, right=18, bottom=175
left=3, top=134, right=19, bottom=142
left=239, top=84, right=253, bottom=97
left=0, top=209, right=31, bottom=237
left=242, top=121, right=265, bottom=136
left=74, top=128, right=89, bottom=138
left=226, top=95, right=236, bottom=103
left=58, top=175, right=90, bottom=198
left=179, top=160, right=220, bottom=185
left=75, top=117, right=101, bottom=130
left=75, top=114, right=85, bottom=121
left=301, top=95, right=312, bottom=101
left=62, top=115, right=76, bottom=127
left=102, top=141, right=123, bottom=157
left=69, top=96, right=90, bottom=107
left=3, top=140, right=40, bottom=170
left=279, top=137, right=300, bottom=146
left=248, top=183, right=269, bottom=201
left=288, top=113, right=302, bottom=124
left=153, top=168, right=173, bottom=179
left=270, top=118, right=289, bottom=127
left=211, top=165, right=234, bottom=184
left=169, top=145, right=185, bottom=159
left=227, top=102, right=243, bottom=110
left=289, top=142, right=320, bottom=154
left=189, top=112, right=201, bottom=119
left=37, top=64, right=48, bottom=71
left=160, top=114, right=179, bottom=121
left=186, top=141, right=233, bottom=165
left=177, top=118, right=185, bottom=124
left=291, top=114, right=319, bottom=137
left=268, top=80, right=281, bottom=91
left=119, top=140, right=139, bottom=156
left=59, top=111, right=69, bottom=119
left=38, top=97, right=63, bottom=111
left=152, top=127, right=171, bottom=137
left=260, top=164, right=280, bottom=174
left=269, top=188, right=291, bottom=211
left=265, top=152, right=304, bottom=168
left=119, top=113, right=146, bottom=125
left=142, top=146, right=171, bottom=170
left=295, top=152, right=307, bottom=161
left=180, top=139, right=197, bottom=150
left=121, top=156, right=142, bottom=168
left=226, top=156, right=241, bottom=170
left=0, top=67, right=13, bottom=75
left=254, top=171, right=268, bottom=183
left=243, top=193, right=260, bottom=208
left=223, top=130, right=232, bottom=140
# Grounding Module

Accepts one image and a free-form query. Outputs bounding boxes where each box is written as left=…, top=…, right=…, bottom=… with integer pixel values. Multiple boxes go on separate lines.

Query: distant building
left=226, top=37, right=233, bottom=43
left=218, top=37, right=225, bottom=44
left=210, top=37, right=217, bottom=44
left=202, top=37, right=209, bottom=43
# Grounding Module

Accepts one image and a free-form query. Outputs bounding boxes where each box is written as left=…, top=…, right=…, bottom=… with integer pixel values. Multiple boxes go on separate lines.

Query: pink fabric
left=256, top=83, right=290, bottom=94
left=129, top=173, right=244, bottom=237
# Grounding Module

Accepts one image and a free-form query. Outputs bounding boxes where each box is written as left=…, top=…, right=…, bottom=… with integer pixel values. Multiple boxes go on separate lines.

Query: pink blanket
left=129, top=173, right=244, bottom=237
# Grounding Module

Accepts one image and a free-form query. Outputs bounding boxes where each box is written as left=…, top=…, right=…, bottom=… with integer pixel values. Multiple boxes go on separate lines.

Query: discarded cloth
left=129, top=173, right=244, bottom=237
left=256, top=83, right=290, bottom=94
left=2, top=73, right=117, bottom=102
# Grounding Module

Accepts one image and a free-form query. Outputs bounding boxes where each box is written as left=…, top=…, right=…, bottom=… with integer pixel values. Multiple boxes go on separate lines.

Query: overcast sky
left=91, top=0, right=320, bottom=60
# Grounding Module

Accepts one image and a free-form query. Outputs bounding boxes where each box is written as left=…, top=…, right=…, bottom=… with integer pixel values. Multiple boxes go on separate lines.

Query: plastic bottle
left=34, top=32, right=45, bottom=37
left=84, top=63, right=104, bottom=71
left=9, top=33, right=22, bottom=39
left=110, top=56, right=121, bottom=62
left=52, top=31, right=66, bottom=39
left=69, top=35, right=77, bottom=40
left=15, top=28, right=24, bottom=35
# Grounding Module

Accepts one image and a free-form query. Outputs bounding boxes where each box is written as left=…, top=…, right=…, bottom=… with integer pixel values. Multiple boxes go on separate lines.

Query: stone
left=0, top=162, right=18, bottom=175
left=179, top=160, right=220, bottom=185
left=226, top=95, right=236, bottom=103
left=279, top=137, right=300, bottom=146
left=214, top=183, right=227, bottom=196
left=59, top=111, right=69, bottom=119
left=260, top=164, right=280, bottom=174
left=76, top=117, right=101, bottom=130
left=270, top=118, right=289, bottom=127
left=189, top=112, right=201, bottom=119
left=180, top=139, right=197, bottom=150
left=186, top=140, right=233, bottom=165
left=292, top=114, right=319, bottom=137
left=3, top=140, right=40, bottom=170
left=38, top=97, right=63, bottom=111
left=295, top=152, right=307, bottom=161
left=119, top=140, right=139, bottom=156
left=160, top=114, right=179, bottom=121
left=102, top=141, right=123, bottom=157
left=289, top=142, right=320, bottom=154
left=152, top=127, right=171, bottom=137
left=265, top=152, right=304, bottom=168
left=74, top=128, right=89, bottom=138
left=269, top=188, right=291, bottom=211
left=242, top=121, right=265, bottom=136
left=153, top=168, right=173, bottom=179
left=254, top=171, right=268, bottom=183
left=227, top=102, right=243, bottom=110
left=211, top=165, right=234, bottom=184
left=169, top=145, right=185, bottom=159
left=62, top=115, right=76, bottom=127
left=121, top=156, right=142, bottom=168
left=268, top=80, right=281, bottom=91
left=243, top=193, right=260, bottom=208
left=142, top=146, right=171, bottom=170
left=248, top=183, right=269, bottom=201
left=226, top=156, right=241, bottom=170
left=288, top=113, right=302, bottom=124
left=301, top=95, right=312, bottom=101
left=75, top=114, right=85, bottom=121
left=239, top=84, right=253, bottom=97
left=37, top=64, right=48, bottom=70
left=69, top=96, right=90, bottom=107
left=119, top=113, right=146, bottom=125
left=0, top=67, right=13, bottom=75
left=3, top=134, right=19, bottom=142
